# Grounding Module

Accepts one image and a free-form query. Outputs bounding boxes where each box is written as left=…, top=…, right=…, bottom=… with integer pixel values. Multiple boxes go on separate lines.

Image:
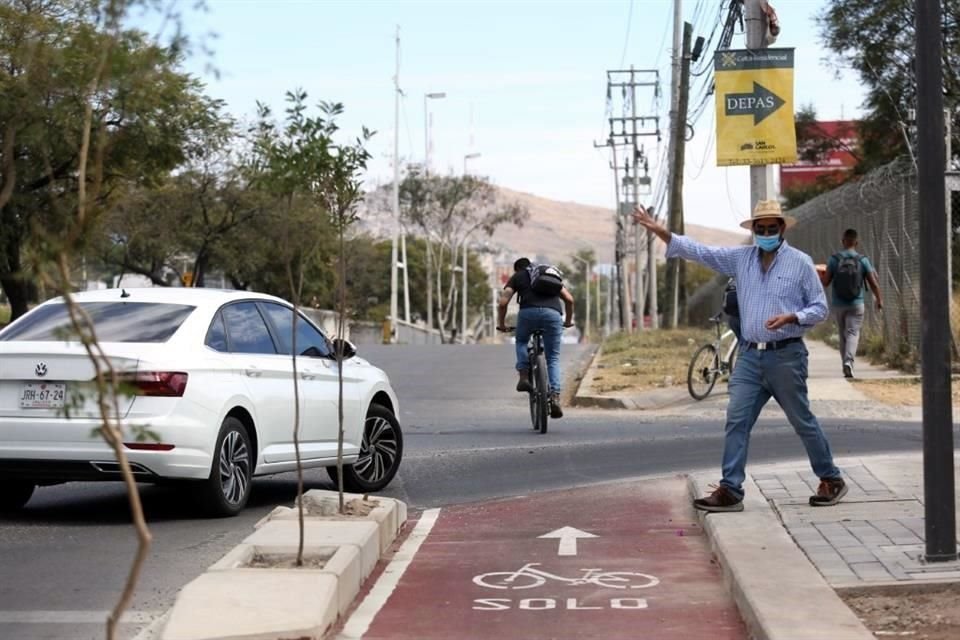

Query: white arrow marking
left=538, top=526, right=598, bottom=556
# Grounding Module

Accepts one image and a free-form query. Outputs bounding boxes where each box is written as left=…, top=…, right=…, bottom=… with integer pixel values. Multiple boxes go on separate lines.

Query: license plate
left=19, top=382, right=66, bottom=409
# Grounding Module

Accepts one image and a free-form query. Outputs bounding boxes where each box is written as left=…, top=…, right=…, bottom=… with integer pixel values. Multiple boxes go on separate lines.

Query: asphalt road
left=0, top=343, right=939, bottom=640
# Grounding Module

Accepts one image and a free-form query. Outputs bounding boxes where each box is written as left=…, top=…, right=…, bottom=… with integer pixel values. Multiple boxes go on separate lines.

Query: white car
left=0, top=288, right=403, bottom=516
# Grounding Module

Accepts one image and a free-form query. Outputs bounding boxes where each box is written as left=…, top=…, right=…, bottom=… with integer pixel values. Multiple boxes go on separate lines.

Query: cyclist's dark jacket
left=506, top=270, right=563, bottom=316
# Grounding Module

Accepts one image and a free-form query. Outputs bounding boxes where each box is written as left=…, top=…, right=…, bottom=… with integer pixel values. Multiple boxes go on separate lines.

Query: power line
left=619, top=0, right=636, bottom=68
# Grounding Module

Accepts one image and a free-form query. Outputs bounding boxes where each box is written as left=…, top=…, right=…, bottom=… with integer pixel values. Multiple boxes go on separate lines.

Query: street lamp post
left=423, top=91, right=445, bottom=335
left=464, top=152, right=482, bottom=175
left=424, top=92, right=446, bottom=174
left=461, top=238, right=469, bottom=344
left=571, top=255, right=591, bottom=342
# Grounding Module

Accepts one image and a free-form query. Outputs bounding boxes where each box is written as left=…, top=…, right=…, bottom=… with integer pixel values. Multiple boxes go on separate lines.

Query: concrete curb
left=156, top=490, right=407, bottom=640
left=687, top=473, right=874, bottom=640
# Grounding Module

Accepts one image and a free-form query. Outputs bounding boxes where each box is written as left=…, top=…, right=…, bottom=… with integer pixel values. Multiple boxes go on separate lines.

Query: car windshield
left=0, top=302, right=196, bottom=343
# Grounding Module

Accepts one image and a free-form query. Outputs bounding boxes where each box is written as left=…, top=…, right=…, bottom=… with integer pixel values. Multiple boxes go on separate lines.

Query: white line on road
left=0, top=610, right=160, bottom=624
left=336, top=508, right=441, bottom=639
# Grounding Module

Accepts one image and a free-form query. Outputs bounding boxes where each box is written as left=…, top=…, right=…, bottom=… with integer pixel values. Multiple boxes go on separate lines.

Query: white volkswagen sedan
left=0, top=288, right=403, bottom=516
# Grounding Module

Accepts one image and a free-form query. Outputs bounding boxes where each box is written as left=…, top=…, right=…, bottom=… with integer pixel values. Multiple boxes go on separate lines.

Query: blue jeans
left=720, top=341, right=841, bottom=499
left=515, top=307, right=564, bottom=393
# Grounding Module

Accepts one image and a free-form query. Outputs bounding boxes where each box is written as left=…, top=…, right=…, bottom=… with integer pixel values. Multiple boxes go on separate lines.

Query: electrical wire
left=619, top=0, right=636, bottom=69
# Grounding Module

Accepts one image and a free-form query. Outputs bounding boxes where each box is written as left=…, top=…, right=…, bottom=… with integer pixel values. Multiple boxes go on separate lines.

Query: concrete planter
left=256, top=490, right=407, bottom=554
left=157, top=491, right=409, bottom=640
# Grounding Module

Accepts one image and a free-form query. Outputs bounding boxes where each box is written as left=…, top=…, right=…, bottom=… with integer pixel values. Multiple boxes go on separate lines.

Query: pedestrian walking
left=821, top=228, right=883, bottom=378
left=633, top=200, right=847, bottom=512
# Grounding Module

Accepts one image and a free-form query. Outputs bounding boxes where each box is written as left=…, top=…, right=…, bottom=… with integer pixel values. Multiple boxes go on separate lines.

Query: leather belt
left=745, top=337, right=804, bottom=351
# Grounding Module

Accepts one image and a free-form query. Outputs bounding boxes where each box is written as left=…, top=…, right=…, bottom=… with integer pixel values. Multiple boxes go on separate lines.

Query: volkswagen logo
left=35, top=362, right=48, bottom=378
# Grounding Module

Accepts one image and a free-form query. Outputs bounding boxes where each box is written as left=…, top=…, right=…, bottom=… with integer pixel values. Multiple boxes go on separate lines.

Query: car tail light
left=124, top=442, right=176, bottom=451
left=120, top=371, right=188, bottom=397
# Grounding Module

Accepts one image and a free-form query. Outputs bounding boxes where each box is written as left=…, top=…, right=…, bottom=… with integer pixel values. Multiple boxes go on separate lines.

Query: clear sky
left=173, top=0, right=865, bottom=234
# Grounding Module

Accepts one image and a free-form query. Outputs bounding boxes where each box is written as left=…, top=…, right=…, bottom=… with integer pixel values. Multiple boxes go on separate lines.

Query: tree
left=817, top=0, right=960, bottom=172
left=0, top=0, right=222, bottom=319
left=247, top=89, right=372, bottom=559
left=398, top=171, right=529, bottom=342
left=98, top=120, right=266, bottom=288
left=2, top=2, right=211, bottom=638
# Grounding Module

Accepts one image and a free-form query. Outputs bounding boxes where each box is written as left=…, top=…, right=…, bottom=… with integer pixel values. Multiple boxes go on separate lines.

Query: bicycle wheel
left=687, top=343, right=720, bottom=400
left=527, top=370, right=538, bottom=430
left=534, top=353, right=549, bottom=433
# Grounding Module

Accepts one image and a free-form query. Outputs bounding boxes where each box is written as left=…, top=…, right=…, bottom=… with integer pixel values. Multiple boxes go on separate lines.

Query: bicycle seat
left=709, top=312, right=723, bottom=322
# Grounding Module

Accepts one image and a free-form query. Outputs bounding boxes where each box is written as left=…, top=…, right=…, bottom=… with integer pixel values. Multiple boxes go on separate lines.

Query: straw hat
left=739, top=199, right=796, bottom=230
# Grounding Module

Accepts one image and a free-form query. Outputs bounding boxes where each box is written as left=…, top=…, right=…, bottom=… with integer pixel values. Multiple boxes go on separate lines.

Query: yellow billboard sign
left=714, top=48, right=797, bottom=166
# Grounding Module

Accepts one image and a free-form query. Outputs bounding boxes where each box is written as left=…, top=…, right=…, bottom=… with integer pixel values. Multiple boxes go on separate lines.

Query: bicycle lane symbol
left=470, top=563, right=660, bottom=611
left=469, top=525, right=662, bottom=612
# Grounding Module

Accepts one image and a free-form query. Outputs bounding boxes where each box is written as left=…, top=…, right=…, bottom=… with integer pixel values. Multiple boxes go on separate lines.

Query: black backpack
left=832, top=253, right=865, bottom=302
left=722, top=279, right=739, bottom=317
left=526, top=264, right=564, bottom=296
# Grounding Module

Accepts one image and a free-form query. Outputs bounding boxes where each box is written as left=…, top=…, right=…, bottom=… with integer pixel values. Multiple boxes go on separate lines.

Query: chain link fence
left=786, top=157, right=923, bottom=365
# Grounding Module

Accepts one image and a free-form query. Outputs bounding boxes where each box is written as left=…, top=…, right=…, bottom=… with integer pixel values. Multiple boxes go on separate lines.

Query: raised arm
left=633, top=205, right=740, bottom=277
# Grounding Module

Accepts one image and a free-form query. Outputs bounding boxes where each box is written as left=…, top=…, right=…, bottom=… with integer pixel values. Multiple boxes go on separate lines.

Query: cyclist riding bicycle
left=497, top=257, right=575, bottom=418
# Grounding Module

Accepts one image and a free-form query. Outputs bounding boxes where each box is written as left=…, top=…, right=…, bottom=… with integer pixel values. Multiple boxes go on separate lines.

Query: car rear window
left=0, top=302, right=196, bottom=343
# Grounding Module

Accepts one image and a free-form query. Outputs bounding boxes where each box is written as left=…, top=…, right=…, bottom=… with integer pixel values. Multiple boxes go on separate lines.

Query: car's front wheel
left=327, top=403, right=403, bottom=493
left=197, top=416, right=253, bottom=517
left=0, top=481, right=35, bottom=513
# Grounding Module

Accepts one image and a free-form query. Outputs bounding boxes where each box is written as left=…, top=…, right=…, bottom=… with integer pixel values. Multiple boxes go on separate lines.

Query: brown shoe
left=549, top=393, right=563, bottom=419
left=810, top=477, right=847, bottom=506
left=693, top=485, right=744, bottom=513
left=516, top=369, right=533, bottom=393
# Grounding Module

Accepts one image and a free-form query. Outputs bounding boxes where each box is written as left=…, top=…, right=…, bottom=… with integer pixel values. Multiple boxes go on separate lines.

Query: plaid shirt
left=666, top=235, right=828, bottom=344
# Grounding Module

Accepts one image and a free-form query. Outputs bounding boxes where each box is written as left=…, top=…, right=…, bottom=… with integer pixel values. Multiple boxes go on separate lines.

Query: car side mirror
left=331, top=338, right=357, bottom=360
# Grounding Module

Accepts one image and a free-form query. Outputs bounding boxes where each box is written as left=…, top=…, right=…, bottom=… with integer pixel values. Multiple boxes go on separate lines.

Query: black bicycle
left=687, top=313, right=739, bottom=401
left=500, top=327, right=550, bottom=434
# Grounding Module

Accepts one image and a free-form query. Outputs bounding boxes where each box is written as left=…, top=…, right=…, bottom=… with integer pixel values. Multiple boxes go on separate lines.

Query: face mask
left=755, top=234, right=781, bottom=252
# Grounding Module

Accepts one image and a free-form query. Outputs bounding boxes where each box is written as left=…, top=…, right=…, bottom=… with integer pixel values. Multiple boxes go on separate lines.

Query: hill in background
left=356, top=183, right=748, bottom=265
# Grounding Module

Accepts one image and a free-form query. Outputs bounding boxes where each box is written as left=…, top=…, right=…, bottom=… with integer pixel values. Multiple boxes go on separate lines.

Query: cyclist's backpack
left=722, top=279, right=739, bottom=317
left=526, top=263, right=564, bottom=296
left=832, top=253, right=864, bottom=302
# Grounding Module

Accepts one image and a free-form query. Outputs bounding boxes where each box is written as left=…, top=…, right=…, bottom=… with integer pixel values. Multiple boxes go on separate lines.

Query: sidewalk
left=693, top=453, right=960, bottom=639
left=574, top=339, right=920, bottom=421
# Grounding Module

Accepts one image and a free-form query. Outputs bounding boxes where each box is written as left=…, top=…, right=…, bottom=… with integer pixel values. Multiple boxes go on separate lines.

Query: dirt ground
left=593, top=328, right=713, bottom=393
left=852, top=377, right=960, bottom=407
left=841, top=584, right=960, bottom=640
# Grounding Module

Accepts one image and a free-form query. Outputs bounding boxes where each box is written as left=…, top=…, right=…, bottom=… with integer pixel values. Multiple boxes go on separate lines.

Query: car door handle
left=244, top=367, right=262, bottom=378
left=300, top=371, right=317, bottom=380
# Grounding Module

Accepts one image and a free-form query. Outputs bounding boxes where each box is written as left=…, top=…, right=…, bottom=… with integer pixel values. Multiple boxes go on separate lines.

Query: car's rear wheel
left=197, top=416, right=253, bottom=517
left=0, top=481, right=35, bottom=513
left=327, top=403, right=403, bottom=493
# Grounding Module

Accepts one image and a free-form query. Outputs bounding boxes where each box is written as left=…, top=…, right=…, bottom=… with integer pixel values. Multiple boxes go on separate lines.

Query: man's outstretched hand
left=632, top=205, right=671, bottom=244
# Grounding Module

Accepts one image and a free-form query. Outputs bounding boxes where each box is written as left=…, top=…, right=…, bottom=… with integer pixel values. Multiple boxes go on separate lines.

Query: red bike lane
left=341, top=477, right=746, bottom=640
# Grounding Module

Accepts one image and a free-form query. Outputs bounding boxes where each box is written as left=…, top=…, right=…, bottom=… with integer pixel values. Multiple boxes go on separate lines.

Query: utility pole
left=461, top=239, right=468, bottom=344
left=663, top=0, right=683, bottom=329
left=664, top=22, right=695, bottom=329
left=600, top=69, right=660, bottom=332
left=916, top=0, right=957, bottom=563
left=745, top=0, right=776, bottom=208
left=388, top=26, right=401, bottom=343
